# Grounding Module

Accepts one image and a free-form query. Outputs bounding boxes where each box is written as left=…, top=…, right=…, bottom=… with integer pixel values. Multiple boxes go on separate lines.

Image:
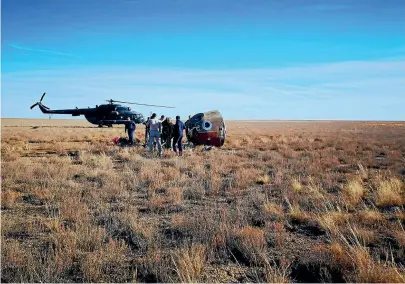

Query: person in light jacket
left=147, top=113, right=163, bottom=156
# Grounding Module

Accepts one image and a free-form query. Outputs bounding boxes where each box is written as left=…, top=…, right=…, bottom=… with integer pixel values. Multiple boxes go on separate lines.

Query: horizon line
left=1, top=117, right=404, bottom=123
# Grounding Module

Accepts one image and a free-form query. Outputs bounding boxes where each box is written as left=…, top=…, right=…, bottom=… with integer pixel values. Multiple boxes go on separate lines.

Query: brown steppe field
left=1, top=118, right=405, bottom=283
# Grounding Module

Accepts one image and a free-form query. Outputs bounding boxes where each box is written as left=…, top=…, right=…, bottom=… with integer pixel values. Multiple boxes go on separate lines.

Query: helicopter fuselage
left=84, top=104, right=145, bottom=126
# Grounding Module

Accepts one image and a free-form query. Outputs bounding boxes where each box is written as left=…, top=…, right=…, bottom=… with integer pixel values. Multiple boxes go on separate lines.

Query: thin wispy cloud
left=2, top=57, right=404, bottom=120
left=8, top=43, right=79, bottom=58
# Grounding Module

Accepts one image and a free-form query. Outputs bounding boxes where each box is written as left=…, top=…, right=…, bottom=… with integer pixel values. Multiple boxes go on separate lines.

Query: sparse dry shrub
left=330, top=242, right=352, bottom=270
left=171, top=213, right=188, bottom=229
left=357, top=164, right=369, bottom=181
left=343, top=179, right=366, bottom=205
left=80, top=152, right=114, bottom=170
left=140, top=163, right=166, bottom=191
left=228, top=226, right=267, bottom=265
left=183, top=184, right=205, bottom=200
left=50, top=228, right=78, bottom=276
left=1, top=215, right=48, bottom=238
left=291, top=177, right=303, bottom=192
left=355, top=227, right=377, bottom=246
left=287, top=201, right=309, bottom=224
left=1, top=239, right=26, bottom=269
left=305, top=177, right=326, bottom=199
left=393, top=228, right=405, bottom=248
left=160, top=166, right=182, bottom=183
left=100, top=172, right=129, bottom=202
left=330, top=223, right=405, bottom=283
left=226, top=136, right=242, bottom=148
left=0, top=238, right=46, bottom=282
left=81, top=238, right=129, bottom=282
left=173, top=243, right=207, bottom=282
left=375, top=177, right=404, bottom=207
left=116, top=148, right=131, bottom=161
left=394, top=209, right=405, bottom=221
left=1, top=190, right=21, bottom=209
left=268, top=221, right=287, bottom=248
left=148, top=194, right=167, bottom=213
left=318, top=211, right=351, bottom=234
left=257, top=174, right=272, bottom=185
left=349, top=245, right=405, bottom=283
left=136, top=249, right=173, bottom=282
left=58, top=194, right=90, bottom=225
left=1, top=145, right=20, bottom=161
left=167, top=186, right=184, bottom=205
left=263, top=258, right=292, bottom=283
left=76, top=223, right=107, bottom=252
left=235, top=166, right=262, bottom=189
left=358, top=208, right=384, bottom=225
left=263, top=202, right=284, bottom=220
left=33, top=187, right=53, bottom=200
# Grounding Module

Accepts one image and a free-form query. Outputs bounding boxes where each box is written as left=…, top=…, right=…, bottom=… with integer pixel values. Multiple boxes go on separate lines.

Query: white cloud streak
left=2, top=58, right=405, bottom=120
left=8, top=43, right=79, bottom=58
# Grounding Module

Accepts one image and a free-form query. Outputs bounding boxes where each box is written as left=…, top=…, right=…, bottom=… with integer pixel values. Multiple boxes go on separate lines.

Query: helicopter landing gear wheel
left=98, top=124, right=103, bottom=128
left=108, top=124, right=113, bottom=128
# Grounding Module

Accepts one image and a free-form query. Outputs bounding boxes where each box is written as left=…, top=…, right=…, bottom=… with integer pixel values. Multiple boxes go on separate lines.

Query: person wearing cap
left=146, top=113, right=163, bottom=156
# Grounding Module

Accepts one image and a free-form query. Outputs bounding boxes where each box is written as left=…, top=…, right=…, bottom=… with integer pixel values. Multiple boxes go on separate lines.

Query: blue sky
left=1, top=0, right=405, bottom=120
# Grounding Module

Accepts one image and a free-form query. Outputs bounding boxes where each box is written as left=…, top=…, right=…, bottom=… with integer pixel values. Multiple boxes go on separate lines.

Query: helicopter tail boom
left=30, top=92, right=94, bottom=115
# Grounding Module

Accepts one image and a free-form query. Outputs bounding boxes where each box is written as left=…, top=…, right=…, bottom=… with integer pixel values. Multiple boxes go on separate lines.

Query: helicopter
left=30, top=93, right=174, bottom=127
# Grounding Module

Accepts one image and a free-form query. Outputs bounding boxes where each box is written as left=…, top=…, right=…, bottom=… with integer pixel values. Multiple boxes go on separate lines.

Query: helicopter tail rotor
left=30, top=93, right=46, bottom=109
left=30, top=103, right=39, bottom=109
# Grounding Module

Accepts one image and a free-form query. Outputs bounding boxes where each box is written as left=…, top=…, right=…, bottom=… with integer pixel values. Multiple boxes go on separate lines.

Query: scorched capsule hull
left=185, top=110, right=226, bottom=147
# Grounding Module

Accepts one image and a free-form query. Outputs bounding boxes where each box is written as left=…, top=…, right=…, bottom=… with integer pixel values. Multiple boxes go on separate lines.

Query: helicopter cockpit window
left=116, top=106, right=127, bottom=112
left=128, top=107, right=131, bottom=111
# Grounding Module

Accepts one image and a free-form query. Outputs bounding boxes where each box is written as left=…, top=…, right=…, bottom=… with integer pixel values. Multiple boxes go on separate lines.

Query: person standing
left=144, top=116, right=150, bottom=145
left=124, top=117, right=136, bottom=145
left=162, top=117, right=173, bottom=149
left=147, top=113, right=163, bottom=156
left=173, top=115, right=186, bottom=156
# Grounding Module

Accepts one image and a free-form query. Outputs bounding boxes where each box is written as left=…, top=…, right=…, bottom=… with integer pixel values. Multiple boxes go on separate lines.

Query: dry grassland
left=1, top=118, right=405, bottom=282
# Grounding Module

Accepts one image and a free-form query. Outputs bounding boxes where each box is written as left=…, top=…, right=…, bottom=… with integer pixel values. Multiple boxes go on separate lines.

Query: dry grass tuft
left=230, top=226, right=267, bottom=265
left=344, top=179, right=366, bottom=205
left=375, top=178, right=404, bottom=207
left=358, top=208, right=384, bottom=225
left=263, top=202, right=284, bottom=219
left=1, top=190, right=21, bottom=209
left=291, top=177, right=303, bottom=192
left=173, top=243, right=207, bottom=282
left=256, top=174, right=272, bottom=185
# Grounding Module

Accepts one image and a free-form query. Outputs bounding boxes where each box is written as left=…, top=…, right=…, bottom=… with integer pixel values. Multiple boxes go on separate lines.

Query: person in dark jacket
left=162, top=117, right=173, bottom=149
left=173, top=115, right=186, bottom=155
left=124, top=117, right=136, bottom=145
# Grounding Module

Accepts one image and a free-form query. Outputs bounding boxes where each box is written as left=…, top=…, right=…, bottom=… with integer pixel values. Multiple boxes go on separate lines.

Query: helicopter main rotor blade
left=111, top=100, right=175, bottom=108
left=40, top=92, right=46, bottom=102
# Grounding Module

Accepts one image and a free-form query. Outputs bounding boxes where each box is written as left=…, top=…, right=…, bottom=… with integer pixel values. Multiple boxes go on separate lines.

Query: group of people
left=124, top=113, right=186, bottom=156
